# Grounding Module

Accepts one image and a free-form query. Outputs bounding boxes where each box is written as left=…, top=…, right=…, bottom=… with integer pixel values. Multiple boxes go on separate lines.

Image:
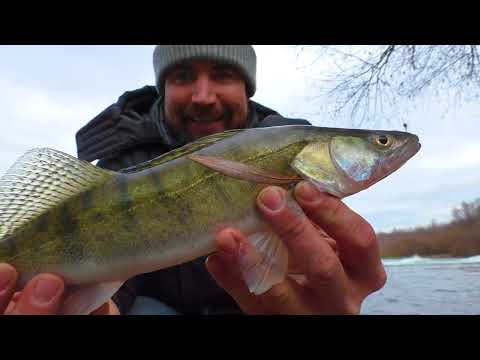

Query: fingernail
left=0, top=264, right=15, bottom=293
left=295, top=182, right=322, bottom=203
left=33, top=276, right=61, bottom=304
left=259, top=188, right=284, bottom=211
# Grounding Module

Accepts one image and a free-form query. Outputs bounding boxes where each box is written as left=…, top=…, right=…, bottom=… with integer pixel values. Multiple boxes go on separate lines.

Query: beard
left=170, top=103, right=237, bottom=143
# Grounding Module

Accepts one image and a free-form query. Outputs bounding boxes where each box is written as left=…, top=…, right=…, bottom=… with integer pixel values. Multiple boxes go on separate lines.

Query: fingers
left=4, top=292, right=21, bottom=314
left=207, top=229, right=309, bottom=314
left=294, top=181, right=386, bottom=290
left=0, top=263, right=18, bottom=314
left=90, top=300, right=120, bottom=315
left=8, top=273, right=65, bottom=315
left=256, top=187, right=349, bottom=294
left=0, top=265, right=117, bottom=316
left=206, top=229, right=267, bottom=314
left=206, top=252, right=263, bottom=314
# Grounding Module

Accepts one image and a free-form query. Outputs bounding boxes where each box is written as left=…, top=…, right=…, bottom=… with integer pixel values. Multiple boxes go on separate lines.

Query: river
left=361, top=255, right=480, bottom=315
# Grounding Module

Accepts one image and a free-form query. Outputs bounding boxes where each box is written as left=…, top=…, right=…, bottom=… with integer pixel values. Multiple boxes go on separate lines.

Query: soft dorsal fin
left=120, top=129, right=244, bottom=174
left=0, top=148, right=117, bottom=240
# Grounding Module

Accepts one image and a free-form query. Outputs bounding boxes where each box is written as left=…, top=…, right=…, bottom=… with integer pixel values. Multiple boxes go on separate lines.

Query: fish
left=0, top=125, right=420, bottom=314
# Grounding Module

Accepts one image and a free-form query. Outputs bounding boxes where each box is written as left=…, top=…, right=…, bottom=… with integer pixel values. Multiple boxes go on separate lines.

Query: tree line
left=378, top=198, right=480, bottom=258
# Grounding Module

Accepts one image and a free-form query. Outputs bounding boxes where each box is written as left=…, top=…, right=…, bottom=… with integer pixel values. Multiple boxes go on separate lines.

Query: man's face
left=164, top=60, right=249, bottom=142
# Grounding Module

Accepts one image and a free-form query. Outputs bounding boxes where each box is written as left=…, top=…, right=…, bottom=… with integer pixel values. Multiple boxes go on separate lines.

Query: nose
left=191, top=74, right=216, bottom=105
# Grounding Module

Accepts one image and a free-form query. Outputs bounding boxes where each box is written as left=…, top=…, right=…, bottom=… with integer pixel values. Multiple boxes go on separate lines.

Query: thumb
left=9, top=274, right=65, bottom=315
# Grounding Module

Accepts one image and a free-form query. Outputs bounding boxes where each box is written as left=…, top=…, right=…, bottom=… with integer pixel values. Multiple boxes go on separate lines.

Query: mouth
left=394, top=136, right=421, bottom=166
left=375, top=135, right=421, bottom=180
left=190, top=117, right=222, bottom=123
left=330, top=135, right=422, bottom=197
left=186, top=111, right=226, bottom=124
left=187, top=116, right=227, bottom=138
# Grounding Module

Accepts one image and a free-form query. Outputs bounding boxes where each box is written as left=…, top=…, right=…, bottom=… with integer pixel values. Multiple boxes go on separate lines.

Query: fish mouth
left=328, top=134, right=421, bottom=197
left=373, top=135, right=421, bottom=182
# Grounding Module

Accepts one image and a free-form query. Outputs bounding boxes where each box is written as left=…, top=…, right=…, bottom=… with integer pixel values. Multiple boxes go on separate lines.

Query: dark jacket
left=76, top=85, right=311, bottom=314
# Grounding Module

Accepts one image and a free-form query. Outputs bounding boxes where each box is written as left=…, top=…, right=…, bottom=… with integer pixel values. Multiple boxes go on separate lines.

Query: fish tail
left=0, top=148, right=117, bottom=241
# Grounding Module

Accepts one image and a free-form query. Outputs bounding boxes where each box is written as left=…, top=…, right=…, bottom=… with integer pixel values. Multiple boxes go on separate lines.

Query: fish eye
left=374, top=134, right=392, bottom=147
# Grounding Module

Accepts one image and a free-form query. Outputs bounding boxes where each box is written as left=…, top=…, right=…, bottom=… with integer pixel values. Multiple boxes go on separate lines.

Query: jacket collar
left=76, top=86, right=277, bottom=162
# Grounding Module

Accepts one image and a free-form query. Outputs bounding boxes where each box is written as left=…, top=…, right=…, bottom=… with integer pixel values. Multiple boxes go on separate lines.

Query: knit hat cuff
left=153, top=45, right=256, bottom=97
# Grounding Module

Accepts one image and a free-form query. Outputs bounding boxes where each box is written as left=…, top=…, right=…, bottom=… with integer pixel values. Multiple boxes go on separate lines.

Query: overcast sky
left=0, top=45, right=478, bottom=233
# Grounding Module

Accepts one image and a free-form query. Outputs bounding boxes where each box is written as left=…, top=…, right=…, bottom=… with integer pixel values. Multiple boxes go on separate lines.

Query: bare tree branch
left=295, top=45, right=480, bottom=127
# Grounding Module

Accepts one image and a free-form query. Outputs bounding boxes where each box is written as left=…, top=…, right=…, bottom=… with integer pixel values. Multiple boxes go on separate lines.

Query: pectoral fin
left=239, top=231, right=289, bottom=295
left=188, top=155, right=302, bottom=185
left=60, top=280, right=124, bottom=315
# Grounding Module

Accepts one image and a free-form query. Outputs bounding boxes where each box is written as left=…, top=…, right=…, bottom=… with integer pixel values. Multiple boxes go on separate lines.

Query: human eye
left=169, top=68, right=194, bottom=84
left=212, top=67, right=237, bottom=82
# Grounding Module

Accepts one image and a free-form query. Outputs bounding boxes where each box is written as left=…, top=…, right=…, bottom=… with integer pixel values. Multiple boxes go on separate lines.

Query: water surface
left=361, top=255, right=480, bottom=315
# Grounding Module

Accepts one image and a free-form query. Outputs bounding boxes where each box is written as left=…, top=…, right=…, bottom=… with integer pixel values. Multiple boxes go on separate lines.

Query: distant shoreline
left=378, top=198, right=480, bottom=258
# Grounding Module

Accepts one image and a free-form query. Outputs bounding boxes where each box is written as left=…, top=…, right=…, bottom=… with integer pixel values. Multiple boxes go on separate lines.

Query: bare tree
left=452, top=198, right=480, bottom=224
left=295, top=45, right=480, bottom=127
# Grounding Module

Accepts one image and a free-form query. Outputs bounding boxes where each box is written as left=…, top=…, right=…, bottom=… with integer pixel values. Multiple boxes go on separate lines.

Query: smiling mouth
left=190, top=117, right=222, bottom=123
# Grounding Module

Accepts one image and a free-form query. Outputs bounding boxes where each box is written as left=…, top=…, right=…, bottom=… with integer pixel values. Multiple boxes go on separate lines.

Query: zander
left=0, top=125, right=421, bottom=314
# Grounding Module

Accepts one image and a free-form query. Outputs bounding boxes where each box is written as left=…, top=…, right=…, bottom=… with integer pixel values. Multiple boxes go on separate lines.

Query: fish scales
left=0, top=125, right=420, bottom=290
left=0, top=126, right=310, bottom=283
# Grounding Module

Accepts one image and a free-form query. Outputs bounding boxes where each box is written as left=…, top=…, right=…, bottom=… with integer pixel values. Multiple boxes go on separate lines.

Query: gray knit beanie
left=153, top=45, right=256, bottom=98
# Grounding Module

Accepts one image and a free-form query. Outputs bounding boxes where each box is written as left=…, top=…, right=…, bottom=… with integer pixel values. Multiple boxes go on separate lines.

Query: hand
left=0, top=264, right=119, bottom=315
left=206, top=181, right=387, bottom=315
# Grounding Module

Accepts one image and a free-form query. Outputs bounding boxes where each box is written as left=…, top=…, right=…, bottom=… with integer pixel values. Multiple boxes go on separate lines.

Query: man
left=0, top=45, right=386, bottom=315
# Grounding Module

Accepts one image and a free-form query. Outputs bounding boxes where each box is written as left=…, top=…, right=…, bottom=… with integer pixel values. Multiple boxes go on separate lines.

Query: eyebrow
left=212, top=63, right=237, bottom=71
left=170, top=63, right=192, bottom=72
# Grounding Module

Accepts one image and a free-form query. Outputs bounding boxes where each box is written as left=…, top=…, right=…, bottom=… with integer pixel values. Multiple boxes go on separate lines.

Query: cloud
left=0, top=45, right=156, bottom=173
left=0, top=76, right=103, bottom=160
left=0, top=45, right=479, bottom=233
left=252, top=45, right=311, bottom=118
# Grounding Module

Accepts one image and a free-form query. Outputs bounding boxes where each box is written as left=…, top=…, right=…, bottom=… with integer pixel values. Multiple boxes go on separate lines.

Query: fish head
left=291, top=129, right=421, bottom=198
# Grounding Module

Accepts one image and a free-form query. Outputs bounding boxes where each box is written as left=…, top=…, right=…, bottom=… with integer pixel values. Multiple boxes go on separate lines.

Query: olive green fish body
left=0, top=127, right=309, bottom=285
left=0, top=126, right=421, bottom=288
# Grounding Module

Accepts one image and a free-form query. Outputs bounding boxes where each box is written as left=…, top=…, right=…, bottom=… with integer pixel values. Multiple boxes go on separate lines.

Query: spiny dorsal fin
left=120, top=129, right=244, bottom=174
left=0, top=148, right=117, bottom=240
